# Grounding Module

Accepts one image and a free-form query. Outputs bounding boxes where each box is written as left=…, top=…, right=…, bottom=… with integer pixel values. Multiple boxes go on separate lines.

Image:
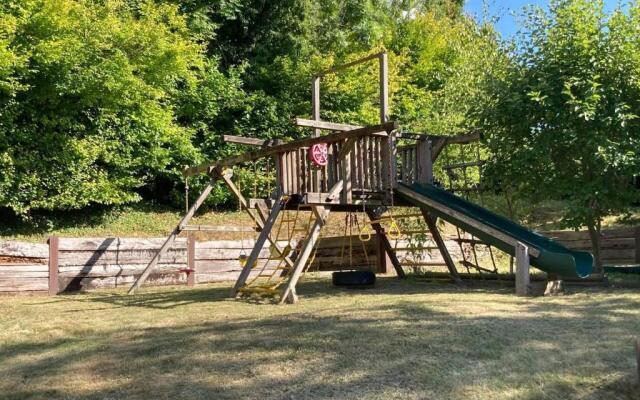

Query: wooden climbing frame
left=128, top=51, right=485, bottom=302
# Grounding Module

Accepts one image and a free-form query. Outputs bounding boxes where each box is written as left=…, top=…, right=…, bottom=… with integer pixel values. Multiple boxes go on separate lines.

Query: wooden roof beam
left=316, top=52, right=385, bottom=77
left=294, top=118, right=362, bottom=132
left=223, top=135, right=283, bottom=147
left=396, top=131, right=482, bottom=144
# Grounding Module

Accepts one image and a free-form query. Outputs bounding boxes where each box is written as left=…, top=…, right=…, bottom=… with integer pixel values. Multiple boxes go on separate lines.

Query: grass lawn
left=1, top=277, right=639, bottom=399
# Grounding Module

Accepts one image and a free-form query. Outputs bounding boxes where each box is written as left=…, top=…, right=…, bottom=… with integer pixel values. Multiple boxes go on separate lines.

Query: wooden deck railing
left=275, top=129, right=396, bottom=204
left=396, top=132, right=481, bottom=187
left=277, top=136, right=390, bottom=194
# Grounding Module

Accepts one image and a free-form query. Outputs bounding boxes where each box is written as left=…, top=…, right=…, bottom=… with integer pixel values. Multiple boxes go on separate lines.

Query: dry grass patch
left=1, top=278, right=639, bottom=399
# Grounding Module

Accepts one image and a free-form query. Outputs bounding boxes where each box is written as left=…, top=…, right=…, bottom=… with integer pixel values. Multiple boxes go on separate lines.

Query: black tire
left=332, top=271, right=376, bottom=287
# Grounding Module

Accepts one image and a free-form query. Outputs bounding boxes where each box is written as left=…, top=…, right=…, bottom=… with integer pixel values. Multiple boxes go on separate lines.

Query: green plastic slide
left=396, top=183, right=593, bottom=278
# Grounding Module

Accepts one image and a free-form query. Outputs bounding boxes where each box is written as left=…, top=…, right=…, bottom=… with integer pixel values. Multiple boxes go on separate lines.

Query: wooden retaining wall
left=0, top=240, right=49, bottom=293
left=1, top=226, right=638, bottom=294
left=546, top=227, right=640, bottom=265
left=0, top=234, right=462, bottom=294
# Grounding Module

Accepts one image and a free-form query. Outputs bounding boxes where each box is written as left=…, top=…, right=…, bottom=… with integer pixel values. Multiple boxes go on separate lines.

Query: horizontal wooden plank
left=0, top=264, right=49, bottom=272
left=545, top=228, right=636, bottom=241
left=0, top=278, right=49, bottom=291
left=58, top=238, right=188, bottom=251
left=222, top=135, right=286, bottom=147
left=0, top=241, right=48, bottom=259
left=294, top=118, right=362, bottom=132
left=195, top=248, right=272, bottom=261
left=557, top=237, right=635, bottom=250
left=315, top=235, right=376, bottom=249
left=195, top=240, right=290, bottom=249
left=317, top=51, right=384, bottom=76
left=314, top=263, right=376, bottom=272
left=181, top=225, right=258, bottom=232
left=0, top=271, right=49, bottom=278
left=600, top=249, right=635, bottom=259
left=58, top=249, right=187, bottom=266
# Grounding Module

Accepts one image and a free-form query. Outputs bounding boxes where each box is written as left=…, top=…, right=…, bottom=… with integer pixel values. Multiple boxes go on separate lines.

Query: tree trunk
left=587, top=222, right=603, bottom=273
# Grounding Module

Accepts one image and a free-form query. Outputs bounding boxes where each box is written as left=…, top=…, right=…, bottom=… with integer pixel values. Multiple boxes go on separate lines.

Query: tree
left=0, top=0, right=212, bottom=214
left=480, top=0, right=640, bottom=271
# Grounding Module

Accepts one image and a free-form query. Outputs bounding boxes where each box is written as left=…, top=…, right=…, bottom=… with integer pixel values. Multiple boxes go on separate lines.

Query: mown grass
left=0, top=204, right=253, bottom=242
left=1, top=277, right=639, bottom=399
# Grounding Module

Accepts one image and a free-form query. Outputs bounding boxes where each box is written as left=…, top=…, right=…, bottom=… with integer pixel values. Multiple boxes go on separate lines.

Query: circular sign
left=309, top=143, right=328, bottom=167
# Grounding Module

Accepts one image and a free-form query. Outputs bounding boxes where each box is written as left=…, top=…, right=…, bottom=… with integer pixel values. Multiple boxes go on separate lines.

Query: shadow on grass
left=48, top=277, right=514, bottom=311
left=51, top=285, right=234, bottom=310
left=3, top=279, right=639, bottom=399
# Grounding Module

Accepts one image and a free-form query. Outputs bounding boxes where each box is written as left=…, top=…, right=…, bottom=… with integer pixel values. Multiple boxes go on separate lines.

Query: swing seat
left=332, top=271, right=376, bottom=287
left=238, top=255, right=258, bottom=268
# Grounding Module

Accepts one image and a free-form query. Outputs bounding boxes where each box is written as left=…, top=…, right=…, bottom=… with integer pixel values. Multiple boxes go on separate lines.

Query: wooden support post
left=366, top=209, right=406, bottom=279
left=280, top=206, right=328, bottom=304
left=390, top=134, right=397, bottom=189
left=379, top=52, right=388, bottom=123
left=128, top=171, right=220, bottom=294
left=339, top=137, right=356, bottom=204
left=416, top=139, right=433, bottom=184
left=376, top=234, right=392, bottom=274
left=48, top=236, right=59, bottom=296
left=515, top=242, right=530, bottom=296
left=421, top=210, right=463, bottom=284
left=231, top=194, right=285, bottom=297
left=187, top=235, right=196, bottom=287
left=279, top=181, right=344, bottom=303
left=635, top=227, right=640, bottom=264
left=380, top=137, right=392, bottom=202
left=312, top=76, right=321, bottom=137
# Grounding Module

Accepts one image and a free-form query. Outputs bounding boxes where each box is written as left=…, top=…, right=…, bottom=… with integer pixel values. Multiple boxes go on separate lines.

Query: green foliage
left=0, top=0, right=213, bottom=214
left=480, top=0, right=640, bottom=234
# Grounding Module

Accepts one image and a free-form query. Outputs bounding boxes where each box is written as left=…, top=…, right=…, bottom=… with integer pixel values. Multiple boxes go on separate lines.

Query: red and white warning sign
left=308, top=143, right=328, bottom=167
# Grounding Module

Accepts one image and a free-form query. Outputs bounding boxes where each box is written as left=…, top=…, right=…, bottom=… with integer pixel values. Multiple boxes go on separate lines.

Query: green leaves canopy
left=480, top=0, right=640, bottom=232
left=0, top=0, right=208, bottom=213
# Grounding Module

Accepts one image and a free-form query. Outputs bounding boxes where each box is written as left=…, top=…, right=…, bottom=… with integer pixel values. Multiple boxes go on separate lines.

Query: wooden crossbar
left=316, top=51, right=385, bottom=77
left=180, top=225, right=257, bottom=232
left=223, top=135, right=284, bottom=147
left=294, top=119, right=362, bottom=132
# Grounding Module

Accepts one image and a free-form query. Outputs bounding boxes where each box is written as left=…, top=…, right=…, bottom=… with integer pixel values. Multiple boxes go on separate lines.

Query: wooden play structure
left=128, top=51, right=592, bottom=303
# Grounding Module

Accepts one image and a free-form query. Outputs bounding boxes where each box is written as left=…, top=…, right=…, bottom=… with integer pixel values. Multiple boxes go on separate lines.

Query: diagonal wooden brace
left=231, top=194, right=285, bottom=296
left=128, top=169, right=221, bottom=294
left=421, top=209, right=463, bottom=284
left=278, top=206, right=328, bottom=304
left=365, top=208, right=406, bottom=279
left=278, top=181, right=344, bottom=304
